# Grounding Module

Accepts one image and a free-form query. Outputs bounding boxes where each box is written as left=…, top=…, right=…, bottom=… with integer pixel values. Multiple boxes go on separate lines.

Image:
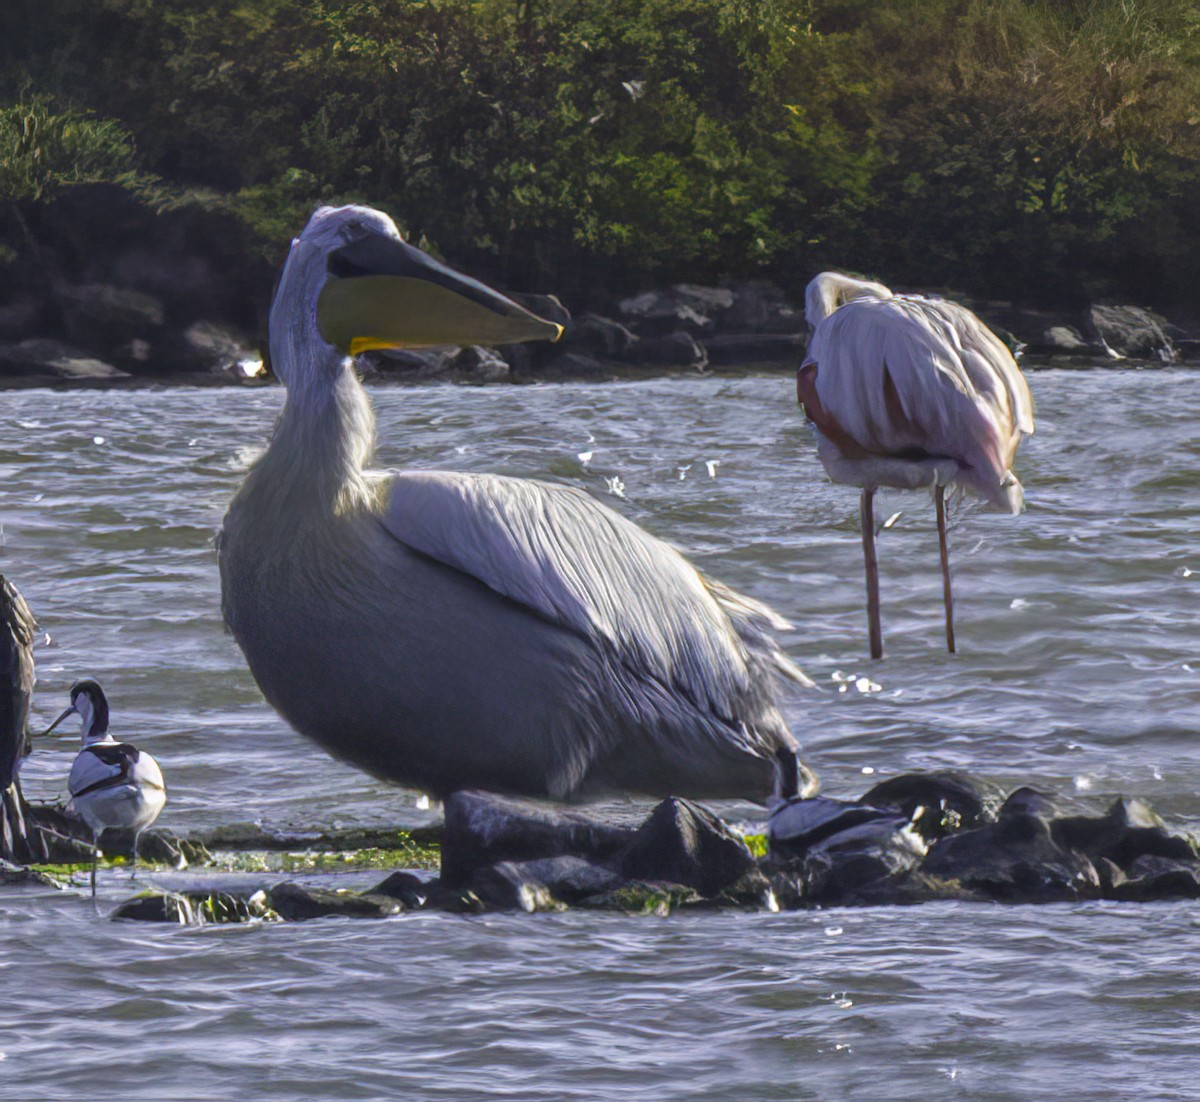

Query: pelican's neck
left=257, top=242, right=377, bottom=514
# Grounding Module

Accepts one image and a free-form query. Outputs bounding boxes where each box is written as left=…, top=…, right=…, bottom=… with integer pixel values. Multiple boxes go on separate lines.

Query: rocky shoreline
left=8, top=771, right=1200, bottom=924
left=0, top=188, right=1194, bottom=389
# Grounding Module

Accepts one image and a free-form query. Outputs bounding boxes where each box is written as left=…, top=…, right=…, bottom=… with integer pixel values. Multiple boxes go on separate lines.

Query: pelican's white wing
left=380, top=470, right=811, bottom=726
left=805, top=296, right=1034, bottom=509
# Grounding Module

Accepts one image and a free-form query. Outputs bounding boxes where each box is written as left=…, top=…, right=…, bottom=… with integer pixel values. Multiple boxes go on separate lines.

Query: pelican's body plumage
left=798, top=272, right=1034, bottom=657
left=220, top=206, right=813, bottom=803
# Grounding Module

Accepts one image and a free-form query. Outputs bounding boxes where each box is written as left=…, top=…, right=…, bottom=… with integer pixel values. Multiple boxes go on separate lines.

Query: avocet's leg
left=935, top=484, right=956, bottom=654
left=861, top=487, right=883, bottom=660
left=90, top=834, right=99, bottom=898
left=131, top=830, right=140, bottom=881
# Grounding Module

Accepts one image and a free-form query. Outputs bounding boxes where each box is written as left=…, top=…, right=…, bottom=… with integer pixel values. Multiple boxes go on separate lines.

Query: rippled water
left=3, top=367, right=1200, bottom=1099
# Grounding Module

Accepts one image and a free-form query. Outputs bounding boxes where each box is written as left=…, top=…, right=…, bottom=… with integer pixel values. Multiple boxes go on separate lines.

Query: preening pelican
left=219, top=205, right=816, bottom=805
left=797, top=272, right=1034, bottom=659
left=45, top=679, right=167, bottom=894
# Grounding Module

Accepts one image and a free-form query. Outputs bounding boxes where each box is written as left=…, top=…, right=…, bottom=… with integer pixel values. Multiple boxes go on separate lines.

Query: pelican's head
left=44, top=678, right=110, bottom=744
left=271, top=204, right=563, bottom=383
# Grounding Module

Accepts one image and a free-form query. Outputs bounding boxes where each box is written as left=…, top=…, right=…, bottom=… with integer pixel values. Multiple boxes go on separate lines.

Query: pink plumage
left=797, top=272, right=1035, bottom=658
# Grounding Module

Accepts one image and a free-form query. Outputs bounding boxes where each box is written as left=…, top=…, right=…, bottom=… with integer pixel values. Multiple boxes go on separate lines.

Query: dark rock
left=441, top=790, right=636, bottom=887
left=702, top=333, right=805, bottom=365
left=55, top=282, right=165, bottom=349
left=1053, top=797, right=1196, bottom=872
left=920, top=790, right=1102, bottom=903
left=618, top=797, right=756, bottom=897
left=799, top=816, right=927, bottom=905
left=0, top=339, right=127, bottom=382
left=617, top=285, right=732, bottom=336
left=112, top=890, right=272, bottom=925
left=478, top=855, right=620, bottom=907
left=370, top=871, right=437, bottom=908
left=448, top=345, right=510, bottom=382
left=508, top=292, right=572, bottom=329
left=576, top=880, right=706, bottom=915
left=768, top=796, right=898, bottom=856
left=1108, top=856, right=1200, bottom=902
left=265, top=881, right=407, bottom=920
left=1036, top=325, right=1091, bottom=354
left=0, top=858, right=58, bottom=888
left=716, top=867, right=781, bottom=911
left=861, top=771, right=1005, bottom=843
left=626, top=330, right=708, bottom=368
left=468, top=861, right=568, bottom=912
left=563, top=314, right=640, bottom=360
left=361, top=347, right=454, bottom=379
left=1086, top=304, right=1178, bottom=361
left=179, top=321, right=259, bottom=376
left=719, top=282, right=806, bottom=334
left=0, top=296, right=48, bottom=341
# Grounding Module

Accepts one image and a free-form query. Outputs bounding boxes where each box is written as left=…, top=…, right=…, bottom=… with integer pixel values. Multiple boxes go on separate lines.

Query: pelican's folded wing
left=379, top=470, right=810, bottom=726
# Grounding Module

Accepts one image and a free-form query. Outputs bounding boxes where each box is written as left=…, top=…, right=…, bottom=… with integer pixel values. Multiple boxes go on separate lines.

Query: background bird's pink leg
left=935, top=485, right=956, bottom=654
left=860, top=487, right=883, bottom=659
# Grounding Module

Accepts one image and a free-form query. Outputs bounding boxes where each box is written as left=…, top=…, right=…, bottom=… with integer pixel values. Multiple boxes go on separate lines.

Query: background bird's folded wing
left=810, top=298, right=1034, bottom=508
left=68, top=749, right=125, bottom=801
left=380, top=471, right=810, bottom=728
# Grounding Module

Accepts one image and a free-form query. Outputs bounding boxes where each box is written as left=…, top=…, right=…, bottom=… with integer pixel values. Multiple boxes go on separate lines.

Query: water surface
left=2, top=367, right=1199, bottom=1099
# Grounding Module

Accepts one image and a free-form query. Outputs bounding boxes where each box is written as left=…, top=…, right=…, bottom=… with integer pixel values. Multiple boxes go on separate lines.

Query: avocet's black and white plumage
left=46, top=679, right=165, bottom=893
left=797, top=272, right=1035, bottom=659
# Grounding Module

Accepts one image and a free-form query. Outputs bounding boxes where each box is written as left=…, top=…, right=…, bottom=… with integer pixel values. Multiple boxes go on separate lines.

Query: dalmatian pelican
left=219, top=205, right=816, bottom=805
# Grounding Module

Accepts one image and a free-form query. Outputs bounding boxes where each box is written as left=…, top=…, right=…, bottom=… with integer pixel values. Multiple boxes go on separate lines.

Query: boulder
left=54, top=282, right=165, bottom=351
left=440, top=790, right=636, bottom=887
left=618, top=797, right=756, bottom=897
left=507, top=292, right=572, bottom=329
left=799, top=816, right=928, bottom=905
left=625, top=330, right=708, bottom=368
left=1107, top=855, right=1200, bottom=902
left=112, top=890, right=273, bottom=925
left=448, top=345, right=511, bottom=382
left=360, top=347, right=455, bottom=379
left=1086, top=305, right=1178, bottom=361
left=370, top=871, right=437, bottom=909
left=576, top=880, right=707, bottom=916
left=719, top=282, right=806, bottom=334
left=0, top=338, right=127, bottom=382
left=768, top=795, right=898, bottom=855
left=859, top=771, right=1005, bottom=843
left=265, top=881, right=407, bottom=920
left=0, top=296, right=48, bottom=341
left=562, top=314, right=640, bottom=360
left=617, top=286, right=731, bottom=336
left=179, top=321, right=259, bottom=376
left=919, top=786, right=1102, bottom=903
